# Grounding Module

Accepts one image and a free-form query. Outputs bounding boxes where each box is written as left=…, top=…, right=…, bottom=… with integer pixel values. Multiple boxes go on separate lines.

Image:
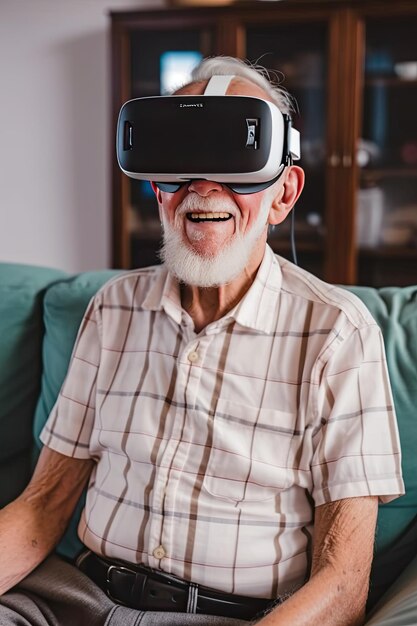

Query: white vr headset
left=116, top=74, right=301, bottom=194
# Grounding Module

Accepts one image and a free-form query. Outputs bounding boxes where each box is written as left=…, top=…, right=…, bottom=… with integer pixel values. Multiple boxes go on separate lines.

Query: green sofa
left=0, top=261, right=416, bottom=624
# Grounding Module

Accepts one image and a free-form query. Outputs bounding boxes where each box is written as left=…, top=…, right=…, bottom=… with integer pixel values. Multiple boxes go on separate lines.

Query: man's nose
left=188, top=179, right=223, bottom=197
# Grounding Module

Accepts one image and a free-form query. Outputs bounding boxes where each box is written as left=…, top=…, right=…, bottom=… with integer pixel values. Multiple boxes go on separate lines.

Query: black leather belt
left=77, top=551, right=273, bottom=620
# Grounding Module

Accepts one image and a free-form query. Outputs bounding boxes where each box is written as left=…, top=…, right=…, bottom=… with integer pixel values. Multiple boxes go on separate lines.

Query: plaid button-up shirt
left=41, top=245, right=404, bottom=598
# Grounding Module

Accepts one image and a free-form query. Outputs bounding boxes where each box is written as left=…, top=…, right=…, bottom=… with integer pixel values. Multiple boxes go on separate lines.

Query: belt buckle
left=106, top=564, right=140, bottom=605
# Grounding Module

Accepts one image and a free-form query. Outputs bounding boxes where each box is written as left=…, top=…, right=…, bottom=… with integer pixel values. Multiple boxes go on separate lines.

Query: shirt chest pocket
left=202, top=399, right=294, bottom=503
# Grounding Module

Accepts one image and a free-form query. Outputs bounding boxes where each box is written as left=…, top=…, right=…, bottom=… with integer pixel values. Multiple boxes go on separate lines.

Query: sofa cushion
left=348, top=286, right=417, bottom=605
left=33, top=270, right=120, bottom=557
left=0, top=263, right=67, bottom=506
left=348, top=286, right=417, bottom=548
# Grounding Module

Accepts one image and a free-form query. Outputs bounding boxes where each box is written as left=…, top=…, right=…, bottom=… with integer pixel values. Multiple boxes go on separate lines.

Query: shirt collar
left=141, top=244, right=282, bottom=334
left=229, top=244, right=282, bottom=334
left=142, top=265, right=183, bottom=325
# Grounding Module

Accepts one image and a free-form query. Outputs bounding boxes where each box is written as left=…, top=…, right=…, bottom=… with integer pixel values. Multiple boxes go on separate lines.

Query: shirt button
left=153, top=545, right=166, bottom=559
left=188, top=351, right=199, bottom=363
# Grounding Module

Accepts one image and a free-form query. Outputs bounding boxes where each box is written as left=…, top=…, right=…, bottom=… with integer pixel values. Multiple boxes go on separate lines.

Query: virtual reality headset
left=116, top=74, right=301, bottom=194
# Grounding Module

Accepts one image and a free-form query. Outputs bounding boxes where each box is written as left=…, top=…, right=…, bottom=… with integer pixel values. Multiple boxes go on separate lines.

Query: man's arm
left=257, top=496, right=378, bottom=626
left=0, top=446, right=93, bottom=595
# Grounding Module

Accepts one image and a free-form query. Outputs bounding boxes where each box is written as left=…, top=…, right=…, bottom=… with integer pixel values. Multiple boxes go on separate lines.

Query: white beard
left=159, top=191, right=272, bottom=287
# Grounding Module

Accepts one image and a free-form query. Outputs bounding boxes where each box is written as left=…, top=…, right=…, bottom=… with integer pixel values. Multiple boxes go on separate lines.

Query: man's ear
left=150, top=182, right=162, bottom=204
left=150, top=182, right=165, bottom=224
left=268, top=166, right=305, bottom=225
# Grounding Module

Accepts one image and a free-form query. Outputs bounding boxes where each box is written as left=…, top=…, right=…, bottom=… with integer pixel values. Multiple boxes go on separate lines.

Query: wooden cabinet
left=110, top=0, right=417, bottom=286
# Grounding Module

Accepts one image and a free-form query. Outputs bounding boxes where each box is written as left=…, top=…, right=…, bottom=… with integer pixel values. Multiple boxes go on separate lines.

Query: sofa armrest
left=365, top=551, right=417, bottom=625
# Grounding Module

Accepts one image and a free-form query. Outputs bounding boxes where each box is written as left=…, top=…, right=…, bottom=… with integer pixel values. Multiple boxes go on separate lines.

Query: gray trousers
left=0, top=555, right=252, bottom=626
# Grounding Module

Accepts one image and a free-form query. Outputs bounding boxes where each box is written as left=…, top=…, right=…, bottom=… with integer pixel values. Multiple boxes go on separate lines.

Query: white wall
left=0, top=0, right=164, bottom=272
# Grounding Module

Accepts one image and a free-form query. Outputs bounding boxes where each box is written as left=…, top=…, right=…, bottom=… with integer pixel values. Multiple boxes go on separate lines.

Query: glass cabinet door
left=127, top=28, right=214, bottom=268
left=245, top=20, right=328, bottom=279
left=357, top=16, right=417, bottom=286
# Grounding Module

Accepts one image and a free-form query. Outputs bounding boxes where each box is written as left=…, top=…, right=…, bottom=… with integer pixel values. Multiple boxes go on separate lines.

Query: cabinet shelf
left=361, top=168, right=417, bottom=181
left=359, top=246, right=417, bottom=259
left=365, top=77, right=417, bottom=87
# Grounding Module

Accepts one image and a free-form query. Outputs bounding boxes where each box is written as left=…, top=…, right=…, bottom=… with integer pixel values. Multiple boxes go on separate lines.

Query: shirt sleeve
left=311, top=322, right=405, bottom=507
left=39, top=294, right=102, bottom=459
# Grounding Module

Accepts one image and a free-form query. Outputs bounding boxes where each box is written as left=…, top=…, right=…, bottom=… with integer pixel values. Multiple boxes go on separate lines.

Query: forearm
left=0, top=495, right=66, bottom=594
left=0, top=447, right=93, bottom=595
left=256, top=497, right=378, bottom=626
left=256, top=564, right=367, bottom=626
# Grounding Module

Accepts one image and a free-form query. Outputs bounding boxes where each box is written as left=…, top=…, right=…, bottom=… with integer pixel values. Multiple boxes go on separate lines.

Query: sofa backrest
left=348, top=286, right=417, bottom=553
left=31, top=269, right=120, bottom=557
left=0, top=263, right=67, bottom=506
left=0, top=264, right=119, bottom=557
left=348, top=285, right=417, bottom=605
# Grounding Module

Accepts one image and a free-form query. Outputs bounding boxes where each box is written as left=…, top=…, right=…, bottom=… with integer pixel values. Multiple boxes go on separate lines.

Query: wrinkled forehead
left=174, top=77, right=273, bottom=103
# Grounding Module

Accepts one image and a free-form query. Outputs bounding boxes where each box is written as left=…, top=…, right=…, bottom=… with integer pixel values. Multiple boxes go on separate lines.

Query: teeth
left=190, top=212, right=231, bottom=220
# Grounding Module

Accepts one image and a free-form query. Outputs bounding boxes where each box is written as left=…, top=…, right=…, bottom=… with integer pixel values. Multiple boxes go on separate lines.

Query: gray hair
left=188, top=56, right=294, bottom=114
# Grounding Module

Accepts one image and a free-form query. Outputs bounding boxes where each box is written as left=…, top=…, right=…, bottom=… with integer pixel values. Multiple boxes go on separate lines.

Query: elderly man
left=0, top=57, right=404, bottom=626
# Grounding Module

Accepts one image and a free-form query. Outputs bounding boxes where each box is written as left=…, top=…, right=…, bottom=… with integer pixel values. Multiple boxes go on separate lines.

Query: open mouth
left=187, top=212, right=233, bottom=223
